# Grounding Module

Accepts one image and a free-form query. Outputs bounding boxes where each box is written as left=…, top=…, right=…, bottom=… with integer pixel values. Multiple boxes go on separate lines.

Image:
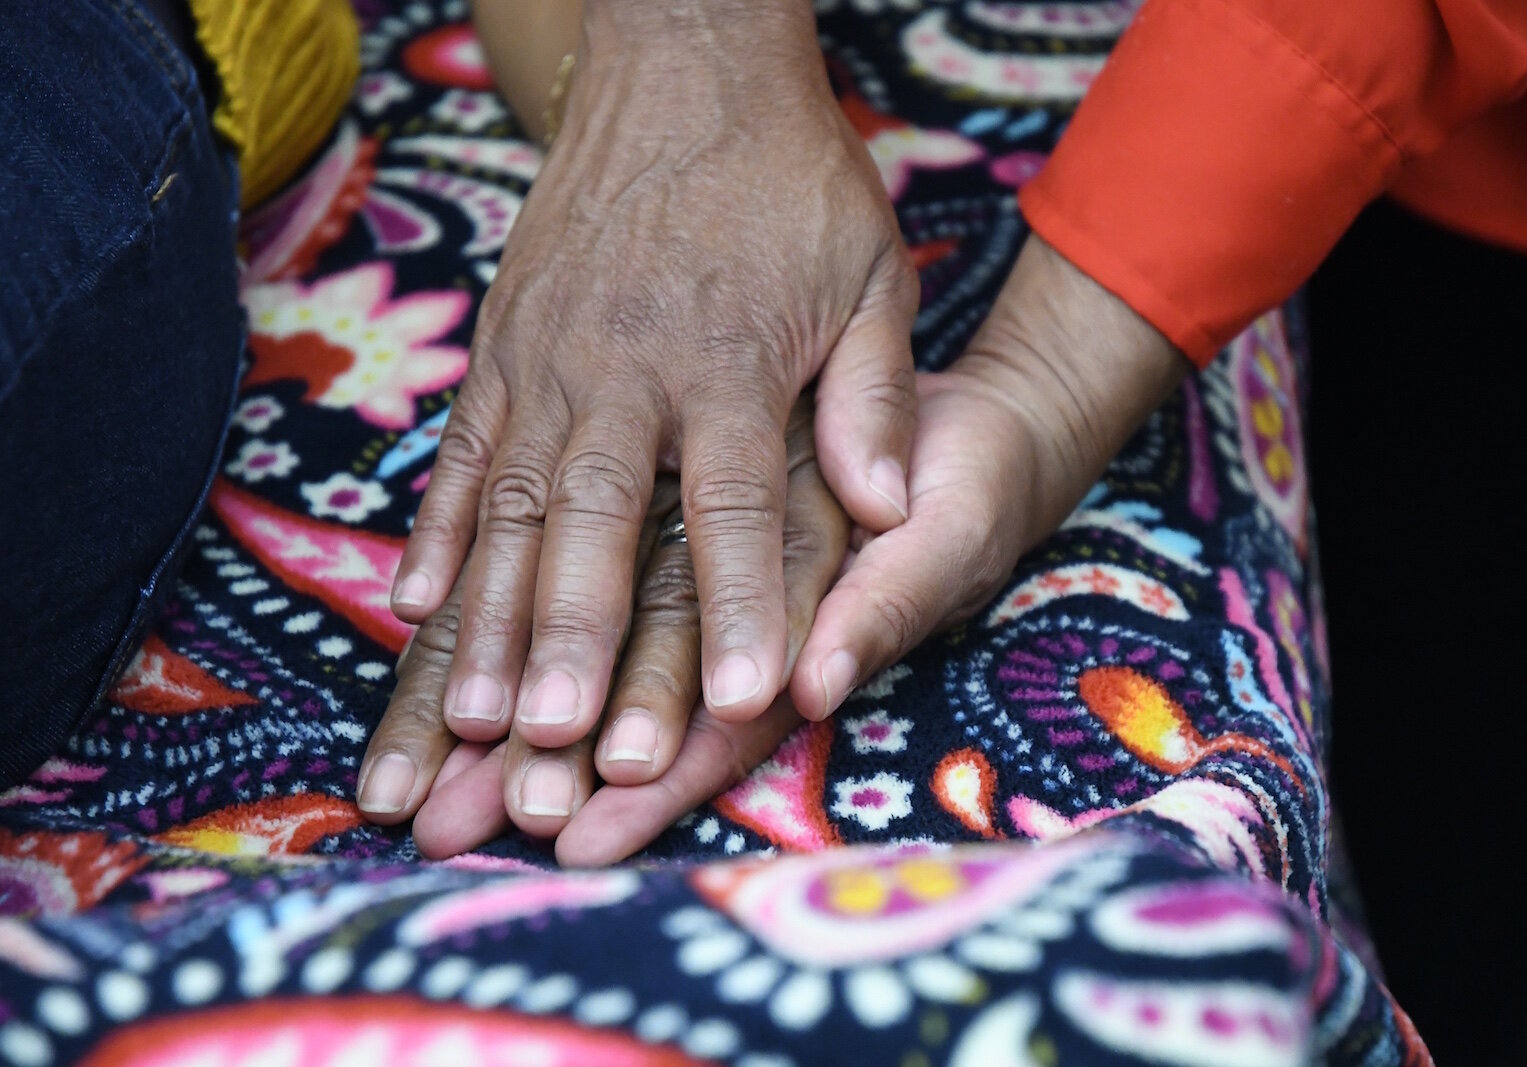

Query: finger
left=502, top=725, right=597, bottom=839
left=780, top=401, right=853, bottom=675
left=391, top=369, right=508, bottom=623
left=812, top=250, right=919, bottom=535
left=434, top=740, right=495, bottom=789
left=357, top=599, right=468, bottom=822
left=511, top=408, right=660, bottom=749
left=790, top=513, right=969, bottom=722
left=440, top=416, right=565, bottom=741
left=557, top=698, right=803, bottom=868
left=681, top=402, right=790, bottom=723
left=594, top=533, right=702, bottom=786
left=413, top=741, right=512, bottom=859
left=594, top=409, right=847, bottom=786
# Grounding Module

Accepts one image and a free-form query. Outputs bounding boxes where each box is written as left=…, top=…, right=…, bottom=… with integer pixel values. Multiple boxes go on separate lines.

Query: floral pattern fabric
left=0, top=2, right=1429, bottom=1064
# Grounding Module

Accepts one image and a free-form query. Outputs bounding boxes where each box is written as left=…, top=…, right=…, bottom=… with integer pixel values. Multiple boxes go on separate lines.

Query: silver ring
left=657, top=515, right=687, bottom=548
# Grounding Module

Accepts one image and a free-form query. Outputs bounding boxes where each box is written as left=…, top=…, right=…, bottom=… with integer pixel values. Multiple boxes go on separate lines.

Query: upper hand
left=387, top=0, right=917, bottom=759
left=790, top=235, right=1191, bottom=719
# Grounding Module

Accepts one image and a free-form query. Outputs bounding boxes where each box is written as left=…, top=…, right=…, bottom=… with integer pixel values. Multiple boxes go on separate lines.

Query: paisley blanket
left=0, top=2, right=1430, bottom=1064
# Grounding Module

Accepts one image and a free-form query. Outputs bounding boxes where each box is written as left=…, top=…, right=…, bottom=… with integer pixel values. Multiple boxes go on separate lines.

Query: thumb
left=813, top=255, right=919, bottom=534
left=790, top=512, right=969, bottom=722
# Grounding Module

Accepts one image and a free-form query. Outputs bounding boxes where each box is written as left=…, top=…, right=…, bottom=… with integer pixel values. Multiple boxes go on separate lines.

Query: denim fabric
left=0, top=0, right=243, bottom=786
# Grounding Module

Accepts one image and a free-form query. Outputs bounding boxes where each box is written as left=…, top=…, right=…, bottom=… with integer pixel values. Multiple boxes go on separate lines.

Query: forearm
left=470, top=0, right=582, bottom=140
left=472, top=0, right=826, bottom=141
left=956, top=235, right=1190, bottom=524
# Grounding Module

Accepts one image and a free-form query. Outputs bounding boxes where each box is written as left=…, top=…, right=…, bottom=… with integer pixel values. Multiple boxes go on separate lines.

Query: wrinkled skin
left=387, top=0, right=920, bottom=794
left=360, top=397, right=847, bottom=865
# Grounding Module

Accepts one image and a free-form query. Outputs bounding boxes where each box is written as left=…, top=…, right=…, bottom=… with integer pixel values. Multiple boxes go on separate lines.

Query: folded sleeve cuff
left=1019, top=0, right=1402, bottom=366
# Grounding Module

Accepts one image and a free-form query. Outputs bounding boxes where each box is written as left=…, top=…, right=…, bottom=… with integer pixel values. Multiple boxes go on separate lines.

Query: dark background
left=1309, top=199, right=1526, bottom=1066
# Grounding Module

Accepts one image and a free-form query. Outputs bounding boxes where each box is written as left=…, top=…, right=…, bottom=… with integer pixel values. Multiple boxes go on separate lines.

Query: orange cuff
left=1019, top=0, right=1402, bottom=366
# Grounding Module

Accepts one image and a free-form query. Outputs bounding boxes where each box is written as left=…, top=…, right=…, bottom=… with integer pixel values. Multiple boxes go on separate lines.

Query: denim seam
left=105, top=0, right=193, bottom=99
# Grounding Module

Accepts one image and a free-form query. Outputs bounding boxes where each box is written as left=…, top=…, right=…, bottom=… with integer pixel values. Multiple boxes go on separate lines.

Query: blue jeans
left=0, top=0, right=243, bottom=786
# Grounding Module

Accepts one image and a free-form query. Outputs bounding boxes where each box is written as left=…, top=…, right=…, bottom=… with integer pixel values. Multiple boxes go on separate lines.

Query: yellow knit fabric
left=187, top=0, right=360, bottom=207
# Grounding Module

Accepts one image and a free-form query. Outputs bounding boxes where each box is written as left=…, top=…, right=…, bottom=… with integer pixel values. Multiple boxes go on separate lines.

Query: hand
left=388, top=0, right=917, bottom=768
left=358, top=398, right=848, bottom=864
left=790, top=235, right=1191, bottom=719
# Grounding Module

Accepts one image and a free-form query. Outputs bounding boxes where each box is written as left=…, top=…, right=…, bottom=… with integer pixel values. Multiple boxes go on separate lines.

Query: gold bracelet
left=542, top=52, right=576, bottom=146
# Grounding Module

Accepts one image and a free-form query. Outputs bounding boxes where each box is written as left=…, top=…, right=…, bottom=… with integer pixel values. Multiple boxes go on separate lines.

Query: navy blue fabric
left=0, top=0, right=243, bottom=786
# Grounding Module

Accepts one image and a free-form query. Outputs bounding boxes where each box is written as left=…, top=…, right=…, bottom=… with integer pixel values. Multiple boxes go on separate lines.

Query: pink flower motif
left=225, top=439, right=299, bottom=482
left=357, top=71, right=413, bottom=116
left=233, top=396, right=285, bottom=433
left=429, top=89, right=507, bottom=132
left=830, top=772, right=914, bottom=831
left=301, top=472, right=391, bottom=523
left=842, top=710, right=912, bottom=754
left=243, top=262, right=470, bottom=429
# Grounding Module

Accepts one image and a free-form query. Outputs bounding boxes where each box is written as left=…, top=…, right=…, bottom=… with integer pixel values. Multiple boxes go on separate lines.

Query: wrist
left=581, top=0, right=815, bottom=42
left=953, top=234, right=1190, bottom=492
left=575, top=0, right=825, bottom=104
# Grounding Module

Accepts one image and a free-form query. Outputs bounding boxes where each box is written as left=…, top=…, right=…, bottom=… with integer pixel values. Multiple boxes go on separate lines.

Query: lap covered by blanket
left=0, top=2, right=1429, bottom=1064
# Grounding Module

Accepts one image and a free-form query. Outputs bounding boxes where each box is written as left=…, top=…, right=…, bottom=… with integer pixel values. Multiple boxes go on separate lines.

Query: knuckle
left=700, top=572, right=776, bottom=631
left=463, top=594, right=522, bottom=646
left=481, top=458, right=552, bottom=533
left=537, top=593, right=620, bottom=651
left=872, top=586, right=923, bottom=653
left=435, top=411, right=498, bottom=480
left=694, top=323, right=765, bottom=365
left=701, top=362, right=791, bottom=415
left=407, top=508, right=465, bottom=550
left=638, top=556, right=699, bottom=615
left=688, top=715, right=753, bottom=789
left=378, top=691, right=442, bottom=735
left=551, top=448, right=648, bottom=524
left=683, top=469, right=781, bottom=532
left=409, top=605, right=462, bottom=661
left=474, top=277, right=518, bottom=339
left=618, top=661, right=690, bottom=709
left=857, top=360, right=918, bottom=421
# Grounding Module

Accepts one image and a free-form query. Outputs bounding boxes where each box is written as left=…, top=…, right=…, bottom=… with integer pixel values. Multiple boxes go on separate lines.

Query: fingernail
left=393, top=571, right=431, bottom=608
left=358, top=753, right=416, bottom=814
left=708, top=650, right=763, bottom=709
left=868, top=458, right=909, bottom=522
left=451, top=673, right=507, bottom=722
left=518, top=669, right=580, bottom=725
left=605, top=710, right=659, bottom=763
left=520, top=759, right=575, bottom=817
left=820, top=649, right=859, bottom=718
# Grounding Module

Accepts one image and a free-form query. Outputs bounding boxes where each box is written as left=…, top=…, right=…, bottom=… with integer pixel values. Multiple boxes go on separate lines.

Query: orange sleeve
left=1017, top=0, right=1527, bottom=366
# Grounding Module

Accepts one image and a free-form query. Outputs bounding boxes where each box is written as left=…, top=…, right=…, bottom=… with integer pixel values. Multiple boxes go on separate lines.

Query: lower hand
left=790, top=235, right=1190, bottom=720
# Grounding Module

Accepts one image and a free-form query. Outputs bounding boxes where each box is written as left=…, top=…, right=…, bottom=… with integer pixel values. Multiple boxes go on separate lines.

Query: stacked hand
left=360, top=397, right=846, bottom=866
left=357, top=235, right=1186, bottom=864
